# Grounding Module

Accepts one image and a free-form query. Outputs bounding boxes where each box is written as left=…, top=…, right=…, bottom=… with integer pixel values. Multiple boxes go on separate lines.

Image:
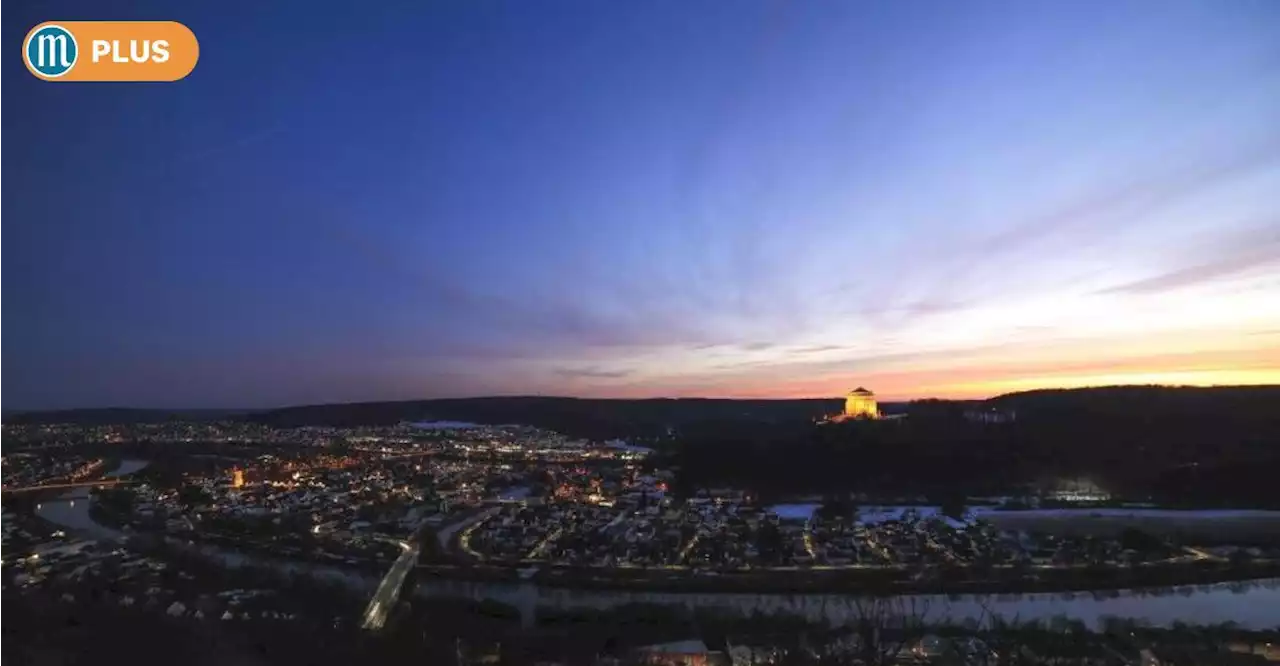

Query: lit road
left=360, top=539, right=417, bottom=631
left=525, top=528, right=563, bottom=560
left=353, top=448, right=438, bottom=460
left=676, top=533, right=702, bottom=565
left=450, top=506, right=502, bottom=560
left=2, top=479, right=136, bottom=494
left=1183, top=545, right=1225, bottom=563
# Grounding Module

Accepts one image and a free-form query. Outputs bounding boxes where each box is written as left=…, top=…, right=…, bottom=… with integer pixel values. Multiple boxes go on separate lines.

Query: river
left=413, top=577, right=1280, bottom=630
left=34, top=459, right=383, bottom=592
left=33, top=460, right=1280, bottom=630
left=33, top=458, right=151, bottom=540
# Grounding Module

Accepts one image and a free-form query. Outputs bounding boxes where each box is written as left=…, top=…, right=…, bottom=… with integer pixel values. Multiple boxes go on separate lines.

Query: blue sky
left=5, top=0, right=1279, bottom=408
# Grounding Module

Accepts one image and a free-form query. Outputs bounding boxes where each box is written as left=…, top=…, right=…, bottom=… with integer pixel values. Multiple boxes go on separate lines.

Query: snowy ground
left=766, top=503, right=968, bottom=527
left=408, top=421, right=481, bottom=429
left=604, top=440, right=656, bottom=454
left=766, top=503, right=1280, bottom=531
left=767, top=503, right=820, bottom=521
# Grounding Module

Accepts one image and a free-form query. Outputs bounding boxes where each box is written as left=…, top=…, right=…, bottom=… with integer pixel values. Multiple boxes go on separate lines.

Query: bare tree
left=970, top=601, right=1042, bottom=666
left=848, top=597, right=932, bottom=666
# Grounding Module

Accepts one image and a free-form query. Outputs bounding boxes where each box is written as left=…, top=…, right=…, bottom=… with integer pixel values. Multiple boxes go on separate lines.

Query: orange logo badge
left=23, top=21, right=198, bottom=82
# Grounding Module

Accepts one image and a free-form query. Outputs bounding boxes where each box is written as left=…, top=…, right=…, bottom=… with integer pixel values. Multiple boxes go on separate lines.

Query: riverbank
left=418, top=557, right=1280, bottom=598
left=413, top=575, right=1280, bottom=630
left=30, top=460, right=1280, bottom=631
left=431, top=504, right=1280, bottom=598
left=69, top=484, right=1280, bottom=608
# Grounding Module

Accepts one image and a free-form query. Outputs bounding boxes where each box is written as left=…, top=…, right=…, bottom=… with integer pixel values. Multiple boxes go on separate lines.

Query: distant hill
left=7, top=385, right=1274, bottom=436
left=898, top=385, right=1280, bottom=422
left=2, top=407, right=256, bottom=425
left=987, top=385, right=1280, bottom=422
left=2, top=398, right=845, bottom=436
left=247, top=396, right=848, bottom=439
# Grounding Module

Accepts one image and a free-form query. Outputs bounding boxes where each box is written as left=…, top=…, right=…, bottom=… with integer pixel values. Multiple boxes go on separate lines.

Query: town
left=6, top=421, right=1278, bottom=586
left=5, top=417, right=1280, bottom=666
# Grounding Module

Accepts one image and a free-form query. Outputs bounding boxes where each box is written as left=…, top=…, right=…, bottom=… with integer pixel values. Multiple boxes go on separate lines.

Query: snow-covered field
left=766, top=504, right=968, bottom=527
left=408, top=421, right=482, bottom=430
left=768, top=503, right=820, bottom=521
left=605, top=440, right=655, bottom=454
left=765, top=502, right=1280, bottom=537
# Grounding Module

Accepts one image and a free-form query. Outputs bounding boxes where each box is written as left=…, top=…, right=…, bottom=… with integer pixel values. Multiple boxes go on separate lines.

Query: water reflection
left=105, top=460, right=149, bottom=478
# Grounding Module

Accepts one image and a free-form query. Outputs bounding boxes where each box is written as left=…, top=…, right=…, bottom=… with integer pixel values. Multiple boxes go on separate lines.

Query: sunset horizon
left=9, top=1, right=1280, bottom=654
left=7, top=0, right=1278, bottom=411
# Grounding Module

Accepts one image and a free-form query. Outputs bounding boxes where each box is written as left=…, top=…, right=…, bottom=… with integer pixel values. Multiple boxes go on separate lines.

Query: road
left=353, top=448, right=438, bottom=461
left=447, top=506, right=502, bottom=560
left=2, top=479, right=136, bottom=494
left=360, top=539, right=417, bottom=631
left=1183, top=545, right=1225, bottom=563
left=526, top=528, right=563, bottom=560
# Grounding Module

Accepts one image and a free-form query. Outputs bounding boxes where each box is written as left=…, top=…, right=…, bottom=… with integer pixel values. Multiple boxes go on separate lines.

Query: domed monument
left=843, top=387, right=879, bottom=420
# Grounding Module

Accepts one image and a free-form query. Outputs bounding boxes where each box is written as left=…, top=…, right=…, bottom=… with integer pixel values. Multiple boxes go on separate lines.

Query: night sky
left=5, top=0, right=1279, bottom=409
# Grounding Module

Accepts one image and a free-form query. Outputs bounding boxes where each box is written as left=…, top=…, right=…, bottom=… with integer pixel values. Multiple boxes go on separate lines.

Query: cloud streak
left=1098, top=225, right=1280, bottom=295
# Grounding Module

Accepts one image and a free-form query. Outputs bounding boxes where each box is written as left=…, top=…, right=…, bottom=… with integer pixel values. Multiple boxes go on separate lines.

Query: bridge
left=1, top=479, right=138, bottom=494
left=360, top=539, right=419, bottom=631
left=359, top=507, right=502, bottom=632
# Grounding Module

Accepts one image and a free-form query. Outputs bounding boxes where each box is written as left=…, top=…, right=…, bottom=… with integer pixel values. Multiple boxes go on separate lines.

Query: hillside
left=989, top=385, right=1280, bottom=422
left=7, top=385, right=1275, bottom=440
left=247, top=396, right=845, bottom=439
left=672, top=384, right=1280, bottom=505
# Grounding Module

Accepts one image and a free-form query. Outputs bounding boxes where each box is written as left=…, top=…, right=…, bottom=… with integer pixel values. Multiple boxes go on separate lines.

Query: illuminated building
left=818, top=387, right=881, bottom=424
left=843, top=387, right=879, bottom=419
left=232, top=467, right=245, bottom=489
left=1046, top=478, right=1109, bottom=503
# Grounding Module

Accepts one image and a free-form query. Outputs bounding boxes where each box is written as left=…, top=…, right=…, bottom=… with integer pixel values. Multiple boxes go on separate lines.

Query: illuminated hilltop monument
left=821, top=387, right=880, bottom=423
left=844, top=387, right=880, bottom=419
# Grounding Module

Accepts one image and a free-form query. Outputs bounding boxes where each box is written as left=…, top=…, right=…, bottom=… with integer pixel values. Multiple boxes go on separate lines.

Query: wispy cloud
left=1098, top=224, right=1280, bottom=295
left=551, top=366, right=634, bottom=379
left=311, top=214, right=723, bottom=358
left=795, top=344, right=847, bottom=354
left=912, top=139, right=1280, bottom=308
left=981, top=139, right=1280, bottom=257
